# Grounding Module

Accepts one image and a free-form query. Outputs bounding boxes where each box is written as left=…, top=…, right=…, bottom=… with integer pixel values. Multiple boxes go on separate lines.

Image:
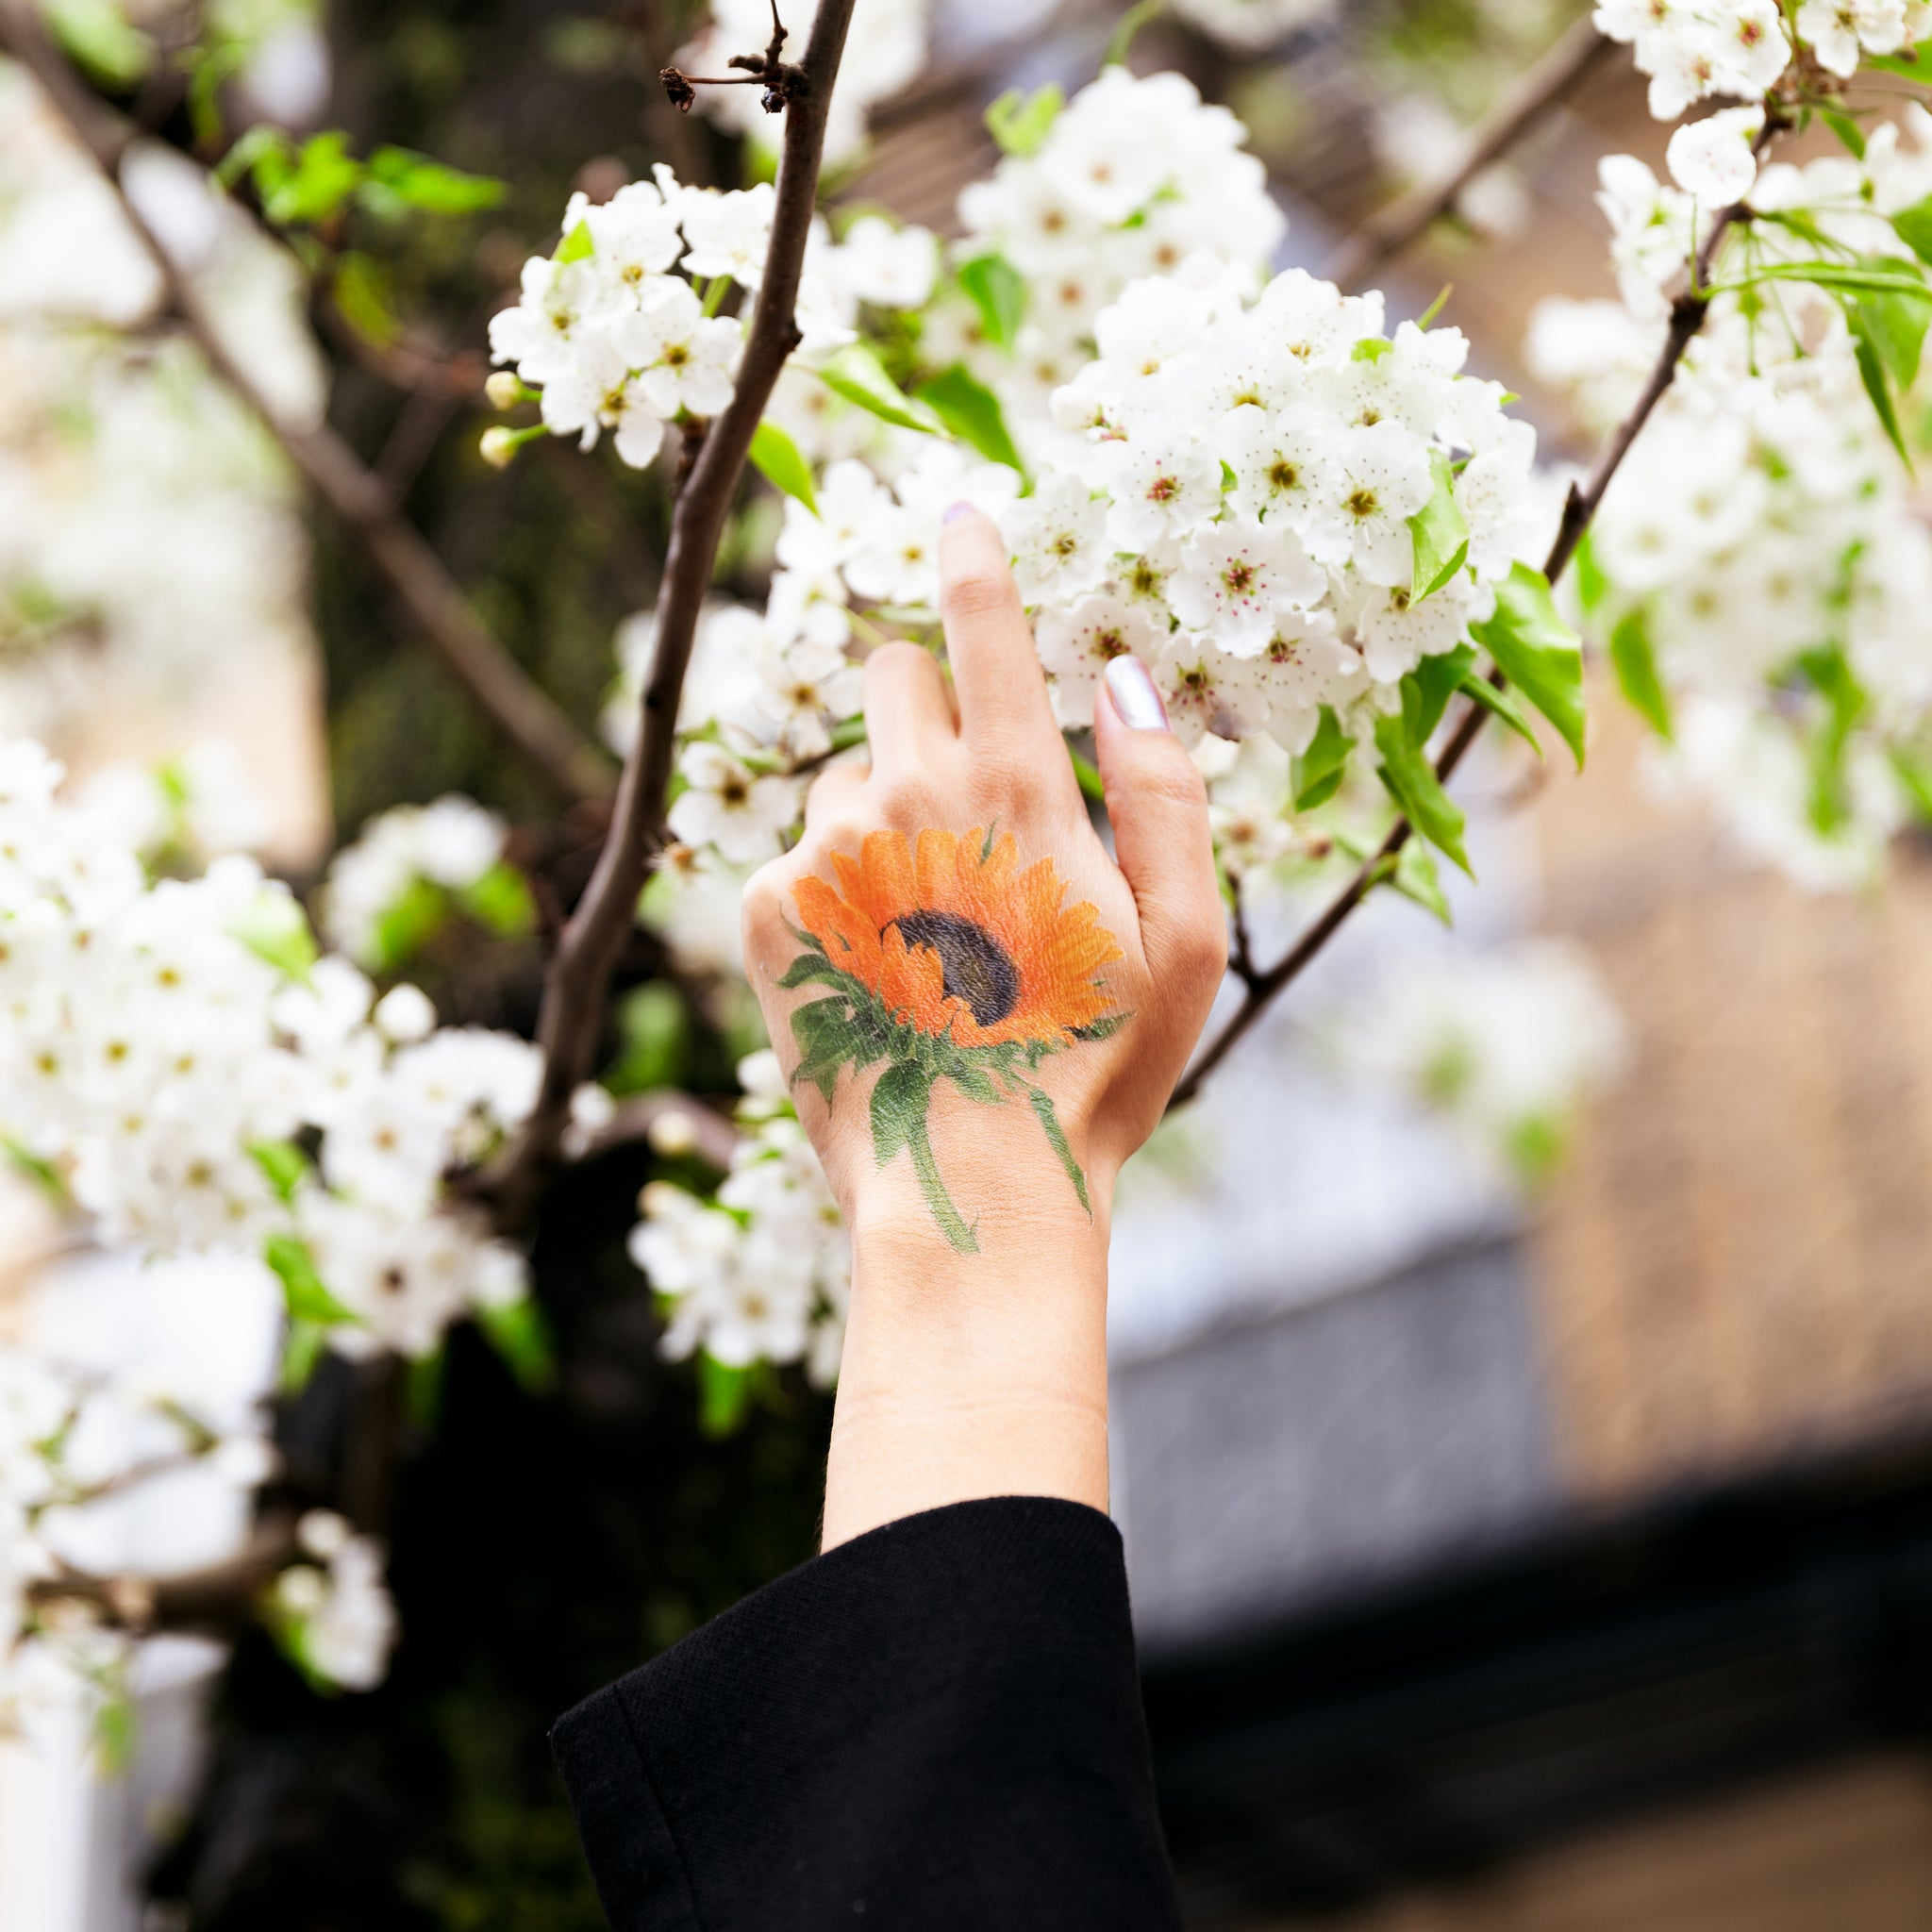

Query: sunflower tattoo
left=780, top=826, right=1129, bottom=1253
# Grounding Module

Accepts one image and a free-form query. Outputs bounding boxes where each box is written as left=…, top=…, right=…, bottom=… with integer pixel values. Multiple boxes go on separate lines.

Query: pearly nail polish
left=1104, top=656, right=1171, bottom=732
left=941, top=500, right=975, bottom=526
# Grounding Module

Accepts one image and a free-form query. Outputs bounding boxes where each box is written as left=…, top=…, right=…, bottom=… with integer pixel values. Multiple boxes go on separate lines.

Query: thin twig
left=26, top=1515, right=297, bottom=1635
left=1169, top=130, right=1779, bottom=1113
left=475, top=0, right=860, bottom=1224
left=0, top=1, right=610, bottom=807
left=1321, top=15, right=1613, bottom=293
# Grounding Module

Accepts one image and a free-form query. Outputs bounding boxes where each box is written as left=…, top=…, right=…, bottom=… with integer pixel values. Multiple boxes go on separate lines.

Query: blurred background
left=8, top=1, right=1932, bottom=1928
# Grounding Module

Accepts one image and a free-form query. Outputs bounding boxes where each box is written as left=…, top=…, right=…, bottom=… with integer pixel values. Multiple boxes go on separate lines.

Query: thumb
left=1092, top=658, right=1227, bottom=991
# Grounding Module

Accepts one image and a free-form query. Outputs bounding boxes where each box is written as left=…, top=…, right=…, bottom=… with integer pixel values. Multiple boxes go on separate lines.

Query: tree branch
left=26, top=1515, right=297, bottom=1637
left=0, top=0, right=611, bottom=807
left=1169, top=142, right=1776, bottom=1113
left=474, top=0, right=860, bottom=1224
left=1321, top=15, right=1612, bottom=294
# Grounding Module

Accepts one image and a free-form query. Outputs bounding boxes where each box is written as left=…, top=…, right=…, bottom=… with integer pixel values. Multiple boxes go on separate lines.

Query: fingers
left=862, top=640, right=955, bottom=786
left=937, top=505, right=1065, bottom=766
left=1092, top=658, right=1227, bottom=993
left=804, top=758, right=869, bottom=831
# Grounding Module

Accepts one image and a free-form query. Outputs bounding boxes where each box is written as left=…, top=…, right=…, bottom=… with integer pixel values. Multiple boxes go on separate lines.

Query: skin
left=741, top=506, right=1228, bottom=1551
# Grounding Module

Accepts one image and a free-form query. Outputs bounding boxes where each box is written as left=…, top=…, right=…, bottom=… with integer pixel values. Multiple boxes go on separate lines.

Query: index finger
left=937, top=504, right=1066, bottom=763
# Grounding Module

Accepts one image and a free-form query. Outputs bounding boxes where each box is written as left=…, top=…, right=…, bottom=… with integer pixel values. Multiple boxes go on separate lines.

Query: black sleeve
left=550, top=1494, right=1184, bottom=1932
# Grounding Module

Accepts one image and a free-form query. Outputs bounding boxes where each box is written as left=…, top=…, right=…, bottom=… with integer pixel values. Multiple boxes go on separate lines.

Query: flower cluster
left=488, top=167, right=936, bottom=472
left=266, top=1509, right=397, bottom=1693
left=0, top=741, right=538, bottom=1360
left=938, top=67, right=1288, bottom=443
left=628, top=1052, right=848, bottom=1383
left=1337, top=939, right=1626, bottom=1183
left=1530, top=110, right=1932, bottom=887
left=1008, top=266, right=1542, bottom=754
left=320, top=794, right=516, bottom=967
left=1592, top=0, right=1926, bottom=120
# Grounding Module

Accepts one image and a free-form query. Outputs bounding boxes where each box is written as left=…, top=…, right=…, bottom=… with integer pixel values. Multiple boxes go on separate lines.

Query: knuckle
left=874, top=775, right=943, bottom=827
left=864, top=638, right=930, bottom=683
left=1135, top=758, right=1210, bottom=817
left=941, top=564, right=1019, bottom=626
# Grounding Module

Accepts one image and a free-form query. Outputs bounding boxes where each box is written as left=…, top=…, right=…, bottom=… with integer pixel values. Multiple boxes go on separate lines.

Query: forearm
left=821, top=1125, right=1115, bottom=1550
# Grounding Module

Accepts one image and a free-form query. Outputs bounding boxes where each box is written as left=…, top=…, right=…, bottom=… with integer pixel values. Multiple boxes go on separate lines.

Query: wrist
left=820, top=1169, right=1116, bottom=1552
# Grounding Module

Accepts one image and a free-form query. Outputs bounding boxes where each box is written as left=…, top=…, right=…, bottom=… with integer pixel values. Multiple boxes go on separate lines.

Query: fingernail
left=1105, top=656, right=1171, bottom=732
left=941, top=500, right=975, bottom=526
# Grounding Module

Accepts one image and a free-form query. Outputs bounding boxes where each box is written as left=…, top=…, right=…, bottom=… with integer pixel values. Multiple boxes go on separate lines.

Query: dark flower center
left=893, top=910, right=1021, bottom=1025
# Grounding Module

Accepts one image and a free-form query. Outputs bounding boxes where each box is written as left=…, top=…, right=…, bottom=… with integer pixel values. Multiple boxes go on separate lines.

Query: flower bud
left=484, top=369, right=525, bottom=410
left=479, top=425, right=520, bottom=470
left=647, top=1108, right=699, bottom=1157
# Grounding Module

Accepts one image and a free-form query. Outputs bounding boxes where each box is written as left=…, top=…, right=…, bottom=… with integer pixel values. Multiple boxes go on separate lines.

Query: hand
left=740, top=503, right=1226, bottom=1547
left=741, top=506, right=1226, bottom=1251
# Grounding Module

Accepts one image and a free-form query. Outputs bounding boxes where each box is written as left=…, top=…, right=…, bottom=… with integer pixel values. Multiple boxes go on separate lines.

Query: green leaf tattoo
left=782, top=827, right=1128, bottom=1253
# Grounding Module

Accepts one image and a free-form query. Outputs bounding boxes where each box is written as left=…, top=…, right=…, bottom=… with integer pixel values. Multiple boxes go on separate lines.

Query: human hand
left=741, top=504, right=1226, bottom=1255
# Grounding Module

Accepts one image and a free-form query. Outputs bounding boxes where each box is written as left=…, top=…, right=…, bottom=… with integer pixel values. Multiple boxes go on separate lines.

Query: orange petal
left=855, top=830, right=918, bottom=932
left=793, top=874, right=881, bottom=991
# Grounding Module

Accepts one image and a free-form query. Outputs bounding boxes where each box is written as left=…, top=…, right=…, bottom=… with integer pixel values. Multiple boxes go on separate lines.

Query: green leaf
left=1390, top=839, right=1452, bottom=925
left=1457, top=668, right=1544, bottom=757
left=264, top=1234, right=356, bottom=1326
left=1104, top=0, right=1164, bottom=67
left=1070, top=1010, right=1130, bottom=1043
left=361, top=146, right=504, bottom=215
left=1865, top=37, right=1932, bottom=77
left=554, top=219, right=594, bottom=265
left=1025, top=1084, right=1092, bottom=1214
left=1851, top=322, right=1911, bottom=467
left=45, top=0, right=153, bottom=87
left=1469, top=561, right=1587, bottom=769
left=749, top=419, right=820, bottom=514
left=984, top=82, right=1063, bottom=157
left=943, top=1060, right=1004, bottom=1106
left=914, top=364, right=1024, bottom=473
left=231, top=887, right=318, bottom=982
left=262, top=131, right=363, bottom=227
left=870, top=1058, right=932, bottom=1168
left=457, top=860, right=536, bottom=937
left=817, top=345, right=944, bottom=435
left=1729, top=260, right=1932, bottom=300
left=1821, top=107, right=1867, bottom=158
left=776, top=955, right=860, bottom=992
left=216, top=125, right=292, bottom=192
left=791, top=995, right=871, bottom=1105
left=958, top=253, right=1026, bottom=354
left=1573, top=528, right=1608, bottom=613
left=1797, top=643, right=1868, bottom=835
left=331, top=252, right=399, bottom=348
left=1890, top=743, right=1932, bottom=824
left=372, top=875, right=448, bottom=970
left=92, top=1693, right=137, bottom=1775
left=697, top=1354, right=756, bottom=1437
left=1892, top=193, right=1932, bottom=266
left=476, top=1297, right=557, bottom=1393
left=1067, top=741, right=1105, bottom=803
left=1374, top=702, right=1471, bottom=875
left=605, top=980, right=691, bottom=1096
left=1409, top=642, right=1477, bottom=744
left=1291, top=706, right=1355, bottom=810
left=1407, top=450, right=1471, bottom=602
left=248, top=1140, right=309, bottom=1206
left=276, top=1320, right=326, bottom=1395
left=4, top=1137, right=66, bottom=1205
left=1845, top=257, right=1931, bottom=388
left=1608, top=605, right=1674, bottom=739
